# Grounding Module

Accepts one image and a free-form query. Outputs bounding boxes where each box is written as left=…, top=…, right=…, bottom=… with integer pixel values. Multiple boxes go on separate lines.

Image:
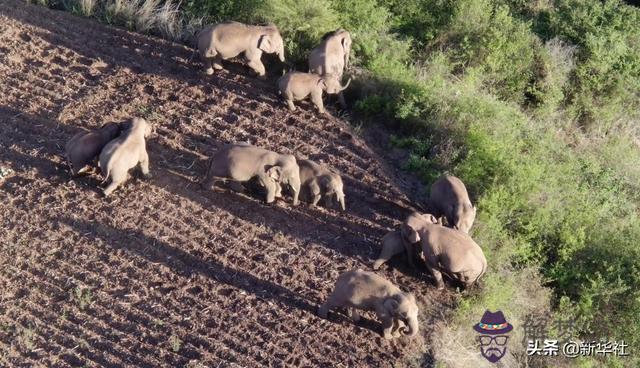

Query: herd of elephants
left=63, top=21, right=487, bottom=340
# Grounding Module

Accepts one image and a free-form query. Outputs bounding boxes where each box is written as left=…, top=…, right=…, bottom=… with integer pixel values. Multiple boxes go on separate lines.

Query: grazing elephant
left=401, top=212, right=487, bottom=290
left=318, top=269, right=419, bottom=339
left=297, top=159, right=345, bottom=210
left=308, top=29, right=352, bottom=107
left=201, top=143, right=301, bottom=205
left=99, top=117, right=152, bottom=196
left=430, top=175, right=476, bottom=233
left=372, top=230, right=422, bottom=270
left=277, top=72, right=351, bottom=114
left=197, top=21, right=285, bottom=78
left=65, top=122, right=123, bottom=176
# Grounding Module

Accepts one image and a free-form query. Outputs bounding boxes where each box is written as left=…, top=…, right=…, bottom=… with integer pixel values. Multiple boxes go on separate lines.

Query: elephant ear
left=258, top=34, right=273, bottom=53
left=427, top=214, right=438, bottom=224
left=341, top=34, right=351, bottom=68
left=317, top=77, right=326, bottom=90
left=401, top=224, right=420, bottom=244
left=318, top=175, right=332, bottom=192
left=383, top=297, right=399, bottom=314
left=266, top=165, right=282, bottom=181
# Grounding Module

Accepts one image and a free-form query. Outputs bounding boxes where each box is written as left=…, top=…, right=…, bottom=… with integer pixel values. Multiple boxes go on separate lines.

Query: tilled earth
left=0, top=1, right=455, bottom=366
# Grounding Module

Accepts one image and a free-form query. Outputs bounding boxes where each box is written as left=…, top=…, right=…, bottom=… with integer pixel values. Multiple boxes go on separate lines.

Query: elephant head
left=450, top=203, right=476, bottom=234
left=401, top=212, right=438, bottom=244
left=319, top=173, right=345, bottom=211
left=258, top=25, right=285, bottom=62
left=383, top=292, right=419, bottom=337
left=273, top=156, right=300, bottom=205
left=321, top=74, right=351, bottom=95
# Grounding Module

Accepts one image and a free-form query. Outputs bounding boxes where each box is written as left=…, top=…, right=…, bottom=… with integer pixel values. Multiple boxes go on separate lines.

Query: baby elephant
left=298, top=159, right=345, bottom=210
left=99, top=117, right=152, bottom=196
left=372, top=230, right=422, bottom=270
left=65, top=122, right=123, bottom=176
left=201, top=143, right=301, bottom=205
left=402, top=212, right=487, bottom=290
left=318, top=269, right=419, bottom=339
left=277, top=72, right=351, bottom=114
left=430, top=175, right=476, bottom=233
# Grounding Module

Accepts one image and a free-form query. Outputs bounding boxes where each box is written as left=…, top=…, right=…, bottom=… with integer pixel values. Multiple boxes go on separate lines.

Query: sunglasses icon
left=477, top=335, right=509, bottom=346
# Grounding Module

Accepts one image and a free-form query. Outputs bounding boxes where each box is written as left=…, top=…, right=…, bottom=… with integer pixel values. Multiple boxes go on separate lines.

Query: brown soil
left=0, top=1, right=455, bottom=366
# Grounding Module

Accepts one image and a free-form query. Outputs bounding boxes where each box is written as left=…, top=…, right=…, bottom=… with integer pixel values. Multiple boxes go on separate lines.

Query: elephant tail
left=100, top=166, right=111, bottom=185
left=474, top=258, right=488, bottom=285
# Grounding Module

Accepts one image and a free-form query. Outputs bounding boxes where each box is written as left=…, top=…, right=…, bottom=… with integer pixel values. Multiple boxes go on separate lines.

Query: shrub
left=254, top=0, right=340, bottom=63
left=547, top=0, right=640, bottom=128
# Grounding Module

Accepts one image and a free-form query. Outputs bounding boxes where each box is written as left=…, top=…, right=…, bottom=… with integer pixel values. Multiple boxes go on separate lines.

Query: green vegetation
left=36, top=0, right=640, bottom=366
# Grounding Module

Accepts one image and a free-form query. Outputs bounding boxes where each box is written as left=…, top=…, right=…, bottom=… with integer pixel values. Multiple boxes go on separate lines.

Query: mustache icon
left=483, top=348, right=504, bottom=356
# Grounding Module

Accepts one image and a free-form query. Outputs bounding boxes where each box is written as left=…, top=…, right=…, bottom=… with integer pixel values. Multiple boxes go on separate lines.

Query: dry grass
left=154, top=0, right=181, bottom=41
left=134, top=0, right=158, bottom=33
left=77, top=0, right=97, bottom=16
left=430, top=267, right=555, bottom=368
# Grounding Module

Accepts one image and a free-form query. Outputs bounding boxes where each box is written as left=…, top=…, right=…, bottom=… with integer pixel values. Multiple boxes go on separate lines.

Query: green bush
left=536, top=0, right=639, bottom=128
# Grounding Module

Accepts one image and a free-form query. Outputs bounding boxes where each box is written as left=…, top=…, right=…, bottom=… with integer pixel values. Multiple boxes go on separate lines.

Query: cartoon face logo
left=473, top=310, right=513, bottom=363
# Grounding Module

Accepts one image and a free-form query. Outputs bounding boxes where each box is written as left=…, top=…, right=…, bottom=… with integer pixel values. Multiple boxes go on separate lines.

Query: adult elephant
left=201, top=143, right=301, bottom=205
left=197, top=21, right=285, bottom=78
left=401, top=212, right=487, bottom=289
left=308, top=29, right=352, bottom=107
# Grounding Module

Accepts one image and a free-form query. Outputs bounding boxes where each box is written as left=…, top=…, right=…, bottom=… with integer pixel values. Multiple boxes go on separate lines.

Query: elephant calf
left=372, top=230, right=422, bottom=270
left=318, top=269, right=419, bottom=339
left=65, top=122, right=123, bottom=176
left=99, top=117, right=152, bottom=196
left=277, top=72, right=350, bottom=114
left=430, top=175, right=476, bottom=233
left=201, top=143, right=301, bottom=205
left=197, top=21, right=285, bottom=78
left=297, top=159, right=345, bottom=210
left=402, top=212, right=487, bottom=289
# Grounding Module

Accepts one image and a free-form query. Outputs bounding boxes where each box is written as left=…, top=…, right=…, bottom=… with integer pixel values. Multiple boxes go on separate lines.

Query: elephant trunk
left=339, top=78, right=352, bottom=92
left=337, top=193, right=346, bottom=211
left=278, top=45, right=285, bottom=62
left=403, top=317, right=419, bottom=337
left=265, top=180, right=277, bottom=204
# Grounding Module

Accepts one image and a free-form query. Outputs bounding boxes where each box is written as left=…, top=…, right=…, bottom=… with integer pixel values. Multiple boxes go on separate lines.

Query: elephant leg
left=247, top=58, right=266, bottom=78
left=426, top=256, right=445, bottom=290
left=311, top=91, right=325, bottom=114
left=103, top=171, right=126, bottom=197
left=212, top=54, right=223, bottom=70
left=380, top=315, right=395, bottom=340
left=392, top=319, right=406, bottom=338
left=274, top=182, right=283, bottom=199
left=338, top=92, right=347, bottom=109
left=203, top=58, right=215, bottom=75
left=285, top=93, right=296, bottom=111
left=227, top=180, right=245, bottom=193
left=139, top=150, right=151, bottom=179
left=347, top=307, right=361, bottom=323
left=374, top=304, right=395, bottom=339
left=373, top=240, right=398, bottom=270
left=318, top=292, right=342, bottom=319
left=403, top=241, right=416, bottom=269
left=308, top=181, right=322, bottom=207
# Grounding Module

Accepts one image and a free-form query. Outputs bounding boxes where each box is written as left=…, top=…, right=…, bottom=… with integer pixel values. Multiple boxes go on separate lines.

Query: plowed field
left=0, top=1, right=453, bottom=366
